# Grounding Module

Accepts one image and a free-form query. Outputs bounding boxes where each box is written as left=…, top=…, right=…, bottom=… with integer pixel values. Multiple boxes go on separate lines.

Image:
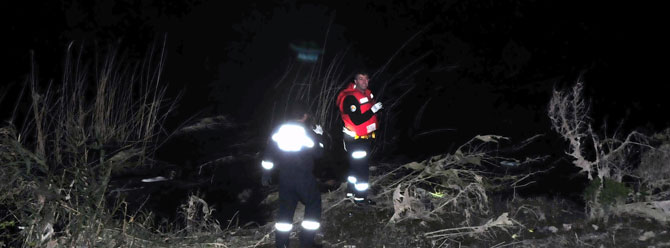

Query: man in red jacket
left=336, top=72, right=383, bottom=204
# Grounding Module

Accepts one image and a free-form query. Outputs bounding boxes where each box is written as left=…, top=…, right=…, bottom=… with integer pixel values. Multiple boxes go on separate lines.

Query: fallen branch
left=424, top=212, right=515, bottom=240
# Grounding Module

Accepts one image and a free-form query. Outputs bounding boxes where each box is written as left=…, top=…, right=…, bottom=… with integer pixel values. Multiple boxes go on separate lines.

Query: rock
left=639, top=231, right=655, bottom=241
left=562, top=224, right=572, bottom=231
left=546, top=226, right=558, bottom=233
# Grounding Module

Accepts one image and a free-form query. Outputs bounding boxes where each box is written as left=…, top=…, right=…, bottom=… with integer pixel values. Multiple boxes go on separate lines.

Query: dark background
left=6, top=0, right=668, bottom=147
left=4, top=0, right=669, bottom=224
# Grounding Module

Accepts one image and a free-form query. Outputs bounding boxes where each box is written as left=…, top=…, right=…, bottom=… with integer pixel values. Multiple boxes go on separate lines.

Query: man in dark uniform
left=336, top=72, right=383, bottom=204
left=261, top=105, right=324, bottom=248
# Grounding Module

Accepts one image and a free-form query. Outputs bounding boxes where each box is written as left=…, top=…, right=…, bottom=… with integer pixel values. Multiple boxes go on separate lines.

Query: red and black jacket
left=336, top=83, right=378, bottom=136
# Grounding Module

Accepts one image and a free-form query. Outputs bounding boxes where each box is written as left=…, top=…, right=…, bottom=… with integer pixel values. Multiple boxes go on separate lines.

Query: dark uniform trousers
left=276, top=171, right=321, bottom=248
left=344, top=135, right=372, bottom=201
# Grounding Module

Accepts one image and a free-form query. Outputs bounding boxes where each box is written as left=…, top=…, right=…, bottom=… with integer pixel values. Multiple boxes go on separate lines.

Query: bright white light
left=141, top=176, right=168, bottom=183
left=351, top=151, right=367, bottom=159
left=354, top=197, right=364, bottom=201
left=261, top=160, right=274, bottom=170
left=319, top=142, right=324, bottom=148
left=301, top=220, right=320, bottom=230
left=275, top=222, right=293, bottom=232
left=347, top=176, right=357, bottom=184
left=272, top=124, right=314, bottom=152
left=355, top=183, right=369, bottom=191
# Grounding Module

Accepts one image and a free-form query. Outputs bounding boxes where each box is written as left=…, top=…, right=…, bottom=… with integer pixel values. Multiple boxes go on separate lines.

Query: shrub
left=0, top=40, right=177, bottom=247
left=583, top=177, right=632, bottom=218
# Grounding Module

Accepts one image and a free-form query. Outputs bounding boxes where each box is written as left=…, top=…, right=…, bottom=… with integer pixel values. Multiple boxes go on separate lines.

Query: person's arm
left=261, top=136, right=278, bottom=186
left=343, top=95, right=375, bottom=125
left=310, top=125, right=325, bottom=159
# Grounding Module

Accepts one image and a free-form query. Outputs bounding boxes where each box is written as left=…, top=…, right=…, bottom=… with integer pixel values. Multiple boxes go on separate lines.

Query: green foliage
left=0, top=220, right=14, bottom=229
left=583, top=177, right=631, bottom=208
left=600, top=178, right=632, bottom=206
left=582, top=177, right=600, bottom=204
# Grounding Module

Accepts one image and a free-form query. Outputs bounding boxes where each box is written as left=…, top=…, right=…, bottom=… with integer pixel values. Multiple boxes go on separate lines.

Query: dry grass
left=0, top=40, right=184, bottom=247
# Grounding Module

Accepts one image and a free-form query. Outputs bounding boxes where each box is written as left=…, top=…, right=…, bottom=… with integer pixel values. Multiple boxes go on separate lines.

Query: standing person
left=336, top=72, right=383, bottom=204
left=261, top=104, right=325, bottom=248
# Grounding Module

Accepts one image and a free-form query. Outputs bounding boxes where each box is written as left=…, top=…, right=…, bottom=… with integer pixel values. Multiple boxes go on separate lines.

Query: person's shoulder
left=337, top=85, right=357, bottom=102
left=343, top=94, right=358, bottom=102
left=340, top=83, right=356, bottom=91
left=338, top=89, right=354, bottom=96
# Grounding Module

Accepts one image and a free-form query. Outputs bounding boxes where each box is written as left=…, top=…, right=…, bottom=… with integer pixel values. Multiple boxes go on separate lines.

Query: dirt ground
left=251, top=193, right=670, bottom=248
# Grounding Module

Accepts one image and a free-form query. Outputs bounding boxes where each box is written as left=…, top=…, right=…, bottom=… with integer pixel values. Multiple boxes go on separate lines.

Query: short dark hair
left=354, top=71, right=369, bottom=80
left=286, top=100, right=309, bottom=120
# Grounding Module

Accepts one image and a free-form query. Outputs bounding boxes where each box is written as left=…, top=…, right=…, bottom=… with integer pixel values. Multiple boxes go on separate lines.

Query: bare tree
left=548, top=80, right=649, bottom=182
left=548, top=79, right=660, bottom=220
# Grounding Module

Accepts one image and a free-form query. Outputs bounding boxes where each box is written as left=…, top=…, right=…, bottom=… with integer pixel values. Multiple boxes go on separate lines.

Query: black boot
left=299, top=230, right=316, bottom=248
left=276, top=231, right=290, bottom=248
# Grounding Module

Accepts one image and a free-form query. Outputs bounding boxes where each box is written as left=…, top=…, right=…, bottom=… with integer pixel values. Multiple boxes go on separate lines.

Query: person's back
left=261, top=110, right=324, bottom=248
left=267, top=121, right=320, bottom=178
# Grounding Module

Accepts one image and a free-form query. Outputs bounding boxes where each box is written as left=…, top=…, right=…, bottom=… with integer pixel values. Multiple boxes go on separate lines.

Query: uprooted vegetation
left=326, top=136, right=535, bottom=246
left=250, top=127, right=670, bottom=247
left=548, top=80, right=670, bottom=223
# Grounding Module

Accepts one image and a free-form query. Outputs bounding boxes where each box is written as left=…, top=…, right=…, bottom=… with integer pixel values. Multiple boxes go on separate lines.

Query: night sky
left=5, top=0, right=669, bottom=159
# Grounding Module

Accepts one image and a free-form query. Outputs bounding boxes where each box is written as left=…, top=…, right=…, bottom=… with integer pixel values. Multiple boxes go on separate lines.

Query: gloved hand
left=371, top=102, right=383, bottom=113
left=261, top=173, right=272, bottom=186
left=313, top=125, right=323, bottom=135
